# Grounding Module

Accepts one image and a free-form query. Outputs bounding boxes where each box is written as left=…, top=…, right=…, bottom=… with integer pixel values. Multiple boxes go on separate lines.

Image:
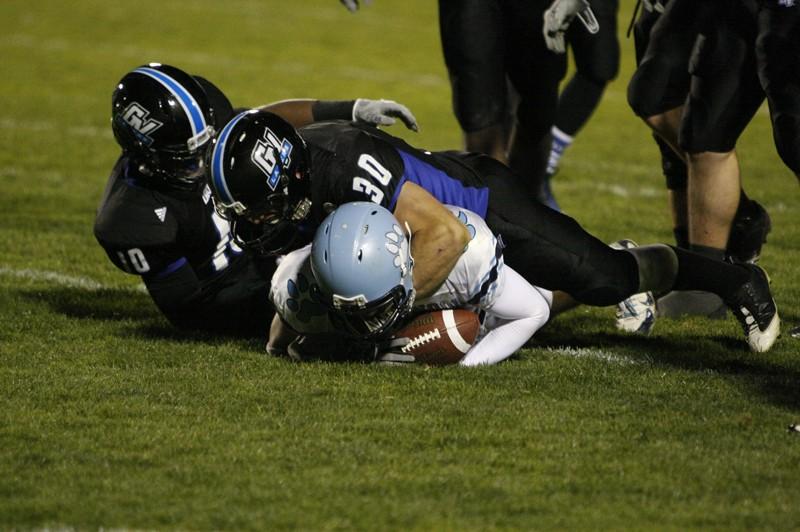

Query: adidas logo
left=154, top=207, right=167, bottom=222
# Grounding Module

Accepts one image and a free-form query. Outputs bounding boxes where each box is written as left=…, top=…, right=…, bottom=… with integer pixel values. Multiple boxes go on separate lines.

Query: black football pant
left=462, top=154, right=749, bottom=306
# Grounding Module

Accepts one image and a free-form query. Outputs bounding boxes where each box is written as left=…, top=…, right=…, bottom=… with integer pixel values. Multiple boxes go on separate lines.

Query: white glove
left=542, top=0, right=599, bottom=54
left=353, top=99, right=419, bottom=131
left=340, top=0, right=372, bottom=12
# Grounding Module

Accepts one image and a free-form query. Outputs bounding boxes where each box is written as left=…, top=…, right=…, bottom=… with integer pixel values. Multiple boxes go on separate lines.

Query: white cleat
left=725, top=264, right=780, bottom=353
left=611, top=239, right=656, bottom=335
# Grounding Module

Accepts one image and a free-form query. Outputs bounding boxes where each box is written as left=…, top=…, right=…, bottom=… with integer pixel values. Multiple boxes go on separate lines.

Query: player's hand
left=542, top=0, right=598, bottom=54
left=353, top=98, right=419, bottom=132
left=285, top=335, right=318, bottom=362
left=373, top=336, right=415, bottom=365
left=340, top=0, right=372, bottom=12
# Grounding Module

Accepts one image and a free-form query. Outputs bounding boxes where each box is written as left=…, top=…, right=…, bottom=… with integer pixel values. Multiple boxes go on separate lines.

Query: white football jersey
left=270, top=206, right=504, bottom=335
left=414, top=205, right=504, bottom=313
left=269, top=244, right=333, bottom=336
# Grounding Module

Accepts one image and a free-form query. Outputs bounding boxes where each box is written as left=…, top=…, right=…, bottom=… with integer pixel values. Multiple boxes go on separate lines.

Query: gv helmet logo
left=121, top=102, right=163, bottom=146
left=251, top=127, right=293, bottom=191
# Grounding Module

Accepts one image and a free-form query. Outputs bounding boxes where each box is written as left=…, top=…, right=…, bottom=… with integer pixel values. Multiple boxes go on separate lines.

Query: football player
left=207, top=110, right=780, bottom=352
left=628, top=0, right=775, bottom=318
left=543, top=0, right=620, bottom=211
left=268, top=202, right=553, bottom=366
left=94, top=63, right=418, bottom=335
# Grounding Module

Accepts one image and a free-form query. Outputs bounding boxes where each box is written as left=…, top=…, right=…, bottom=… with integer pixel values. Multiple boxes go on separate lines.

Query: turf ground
left=1, top=0, right=799, bottom=529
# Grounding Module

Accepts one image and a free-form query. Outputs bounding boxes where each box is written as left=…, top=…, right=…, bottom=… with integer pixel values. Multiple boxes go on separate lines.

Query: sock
left=546, top=126, right=573, bottom=176
left=689, top=243, right=726, bottom=261
left=673, top=227, right=689, bottom=249
left=672, top=246, right=749, bottom=300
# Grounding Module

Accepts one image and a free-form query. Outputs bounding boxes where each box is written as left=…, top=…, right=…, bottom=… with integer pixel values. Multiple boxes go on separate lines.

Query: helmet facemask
left=310, top=202, right=416, bottom=340
left=322, top=284, right=416, bottom=339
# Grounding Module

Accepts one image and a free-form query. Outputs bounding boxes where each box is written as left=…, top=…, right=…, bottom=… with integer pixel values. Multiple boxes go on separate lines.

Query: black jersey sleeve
left=98, top=243, right=185, bottom=278
left=143, top=259, right=204, bottom=327
left=143, top=256, right=273, bottom=334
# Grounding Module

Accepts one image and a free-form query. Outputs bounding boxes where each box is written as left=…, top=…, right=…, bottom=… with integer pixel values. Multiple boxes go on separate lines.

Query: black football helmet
left=207, top=109, right=312, bottom=255
left=111, top=63, right=218, bottom=188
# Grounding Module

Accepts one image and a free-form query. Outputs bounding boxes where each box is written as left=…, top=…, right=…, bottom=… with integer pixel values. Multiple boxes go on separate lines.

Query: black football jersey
left=299, top=121, right=491, bottom=224
left=94, top=156, right=247, bottom=283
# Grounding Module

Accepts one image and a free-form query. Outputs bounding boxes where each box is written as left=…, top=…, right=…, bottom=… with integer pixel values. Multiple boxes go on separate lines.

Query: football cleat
left=726, top=200, right=771, bottom=264
left=724, top=264, right=780, bottom=353
left=611, top=239, right=656, bottom=334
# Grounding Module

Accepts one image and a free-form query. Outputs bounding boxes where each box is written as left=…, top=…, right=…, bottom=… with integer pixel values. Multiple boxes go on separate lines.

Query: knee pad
left=772, top=115, right=800, bottom=174
left=655, top=134, right=688, bottom=190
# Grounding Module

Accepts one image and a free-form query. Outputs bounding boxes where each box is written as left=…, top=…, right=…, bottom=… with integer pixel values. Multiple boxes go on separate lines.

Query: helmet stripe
left=133, top=67, right=207, bottom=137
left=210, top=110, right=250, bottom=204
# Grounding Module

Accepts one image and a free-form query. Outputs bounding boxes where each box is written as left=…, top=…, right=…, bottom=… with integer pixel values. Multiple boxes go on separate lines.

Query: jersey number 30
left=352, top=153, right=391, bottom=204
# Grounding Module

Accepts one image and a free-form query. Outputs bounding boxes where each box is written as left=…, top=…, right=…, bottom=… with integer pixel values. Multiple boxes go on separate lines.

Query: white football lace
left=401, top=328, right=441, bottom=353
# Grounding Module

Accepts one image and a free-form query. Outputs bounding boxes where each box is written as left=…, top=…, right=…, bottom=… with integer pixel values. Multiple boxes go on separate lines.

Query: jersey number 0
left=351, top=153, right=391, bottom=204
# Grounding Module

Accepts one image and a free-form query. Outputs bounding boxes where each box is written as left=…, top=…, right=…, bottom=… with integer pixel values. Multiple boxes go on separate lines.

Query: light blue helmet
left=310, top=202, right=415, bottom=338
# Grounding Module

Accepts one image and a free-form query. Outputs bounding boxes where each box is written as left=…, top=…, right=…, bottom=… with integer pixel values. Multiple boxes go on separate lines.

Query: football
left=393, top=309, right=480, bottom=365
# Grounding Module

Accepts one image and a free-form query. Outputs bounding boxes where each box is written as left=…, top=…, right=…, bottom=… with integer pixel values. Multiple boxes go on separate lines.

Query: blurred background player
left=268, top=202, right=553, bottom=366
left=627, top=0, right=773, bottom=318
left=207, top=110, right=780, bottom=352
left=94, top=62, right=418, bottom=335
left=343, top=0, right=587, bottom=203
left=542, top=0, right=621, bottom=211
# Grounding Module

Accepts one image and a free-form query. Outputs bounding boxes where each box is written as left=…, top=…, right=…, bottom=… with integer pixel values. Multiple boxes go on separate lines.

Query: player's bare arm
left=257, top=99, right=418, bottom=130
left=393, top=182, right=470, bottom=299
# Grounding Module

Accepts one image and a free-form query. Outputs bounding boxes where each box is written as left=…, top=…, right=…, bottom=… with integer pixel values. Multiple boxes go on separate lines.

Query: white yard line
left=0, top=118, right=107, bottom=138
left=543, top=346, right=649, bottom=366
left=0, top=266, right=146, bottom=293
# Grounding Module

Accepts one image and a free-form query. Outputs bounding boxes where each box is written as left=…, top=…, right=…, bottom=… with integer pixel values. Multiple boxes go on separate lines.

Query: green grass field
left=2, top=1, right=799, bottom=529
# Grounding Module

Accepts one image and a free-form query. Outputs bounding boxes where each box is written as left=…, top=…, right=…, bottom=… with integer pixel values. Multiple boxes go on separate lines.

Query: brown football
left=393, top=309, right=480, bottom=365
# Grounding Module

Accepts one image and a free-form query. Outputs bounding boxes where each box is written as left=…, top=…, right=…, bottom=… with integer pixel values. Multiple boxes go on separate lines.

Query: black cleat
left=727, top=200, right=771, bottom=264
left=724, top=264, right=780, bottom=353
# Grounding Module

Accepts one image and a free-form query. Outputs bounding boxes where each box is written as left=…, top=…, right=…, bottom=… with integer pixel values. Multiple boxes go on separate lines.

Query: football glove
left=340, top=0, right=373, bottom=12
left=353, top=98, right=419, bottom=131
left=372, top=336, right=414, bottom=365
left=285, top=335, right=319, bottom=362
left=543, top=0, right=599, bottom=54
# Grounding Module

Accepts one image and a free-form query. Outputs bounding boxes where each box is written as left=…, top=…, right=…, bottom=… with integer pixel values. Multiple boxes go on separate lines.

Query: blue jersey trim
left=393, top=150, right=489, bottom=217
left=469, top=240, right=504, bottom=305
left=155, top=257, right=188, bottom=279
